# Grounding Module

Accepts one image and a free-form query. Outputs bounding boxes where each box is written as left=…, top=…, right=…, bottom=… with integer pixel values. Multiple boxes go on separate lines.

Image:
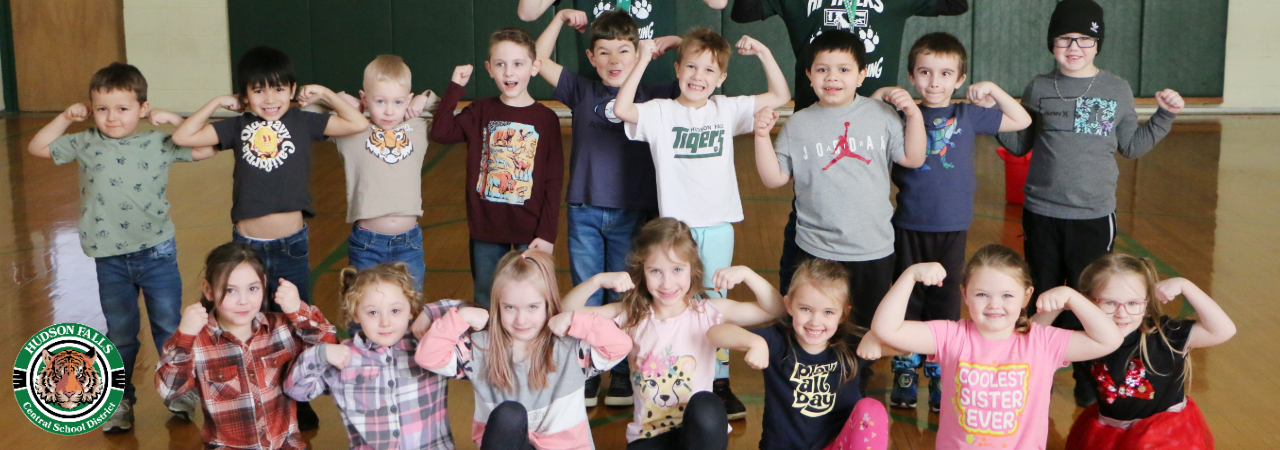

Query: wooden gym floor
left=0, top=112, right=1276, bottom=449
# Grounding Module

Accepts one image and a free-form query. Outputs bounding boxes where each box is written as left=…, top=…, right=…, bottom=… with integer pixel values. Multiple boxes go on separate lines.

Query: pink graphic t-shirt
left=928, top=320, right=1072, bottom=450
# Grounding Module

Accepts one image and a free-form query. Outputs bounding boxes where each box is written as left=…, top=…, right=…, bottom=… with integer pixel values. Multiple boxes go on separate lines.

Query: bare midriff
left=235, top=211, right=305, bottom=240
left=356, top=215, right=418, bottom=235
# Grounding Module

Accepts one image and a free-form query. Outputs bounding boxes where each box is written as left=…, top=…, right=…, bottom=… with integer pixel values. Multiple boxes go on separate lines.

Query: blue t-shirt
left=891, top=102, right=1003, bottom=232
left=753, top=323, right=870, bottom=450
left=554, top=70, right=678, bottom=210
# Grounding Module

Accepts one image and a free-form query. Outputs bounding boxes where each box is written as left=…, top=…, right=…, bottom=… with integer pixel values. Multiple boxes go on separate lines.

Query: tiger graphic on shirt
left=365, top=123, right=415, bottom=164
left=239, top=121, right=296, bottom=172
left=478, top=121, right=538, bottom=205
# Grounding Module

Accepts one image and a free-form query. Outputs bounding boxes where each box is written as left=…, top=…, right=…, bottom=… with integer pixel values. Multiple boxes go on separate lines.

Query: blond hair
left=784, top=258, right=861, bottom=384
left=364, top=55, right=412, bottom=90
left=961, top=244, right=1034, bottom=334
left=338, top=263, right=423, bottom=325
left=617, top=218, right=708, bottom=334
left=483, top=250, right=561, bottom=393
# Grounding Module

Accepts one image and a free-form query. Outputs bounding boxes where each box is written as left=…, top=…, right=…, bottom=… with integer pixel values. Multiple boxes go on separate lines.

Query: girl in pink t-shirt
left=871, top=244, right=1123, bottom=449
left=562, top=218, right=785, bottom=450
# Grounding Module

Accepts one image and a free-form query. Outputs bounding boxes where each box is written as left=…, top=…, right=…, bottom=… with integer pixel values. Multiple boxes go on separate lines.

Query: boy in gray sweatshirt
left=996, top=0, right=1184, bottom=408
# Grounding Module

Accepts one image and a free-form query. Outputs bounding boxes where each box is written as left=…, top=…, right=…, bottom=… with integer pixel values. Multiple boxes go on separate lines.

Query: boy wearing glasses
left=996, top=0, right=1185, bottom=408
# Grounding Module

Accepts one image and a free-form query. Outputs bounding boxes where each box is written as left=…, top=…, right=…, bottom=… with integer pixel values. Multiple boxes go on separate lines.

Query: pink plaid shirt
left=156, top=305, right=336, bottom=450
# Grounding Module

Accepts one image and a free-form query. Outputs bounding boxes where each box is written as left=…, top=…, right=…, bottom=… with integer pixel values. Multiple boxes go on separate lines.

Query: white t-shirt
left=625, top=95, right=755, bottom=228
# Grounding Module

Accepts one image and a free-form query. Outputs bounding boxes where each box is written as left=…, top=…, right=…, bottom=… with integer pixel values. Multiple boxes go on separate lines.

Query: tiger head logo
left=33, top=348, right=104, bottom=410
left=366, top=124, right=415, bottom=164
left=251, top=126, right=282, bottom=160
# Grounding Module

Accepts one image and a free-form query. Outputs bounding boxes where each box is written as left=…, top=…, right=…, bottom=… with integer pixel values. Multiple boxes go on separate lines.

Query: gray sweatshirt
left=998, top=70, right=1177, bottom=219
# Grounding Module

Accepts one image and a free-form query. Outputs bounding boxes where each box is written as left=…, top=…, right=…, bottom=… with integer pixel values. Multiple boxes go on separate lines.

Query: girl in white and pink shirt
left=871, top=244, right=1123, bottom=449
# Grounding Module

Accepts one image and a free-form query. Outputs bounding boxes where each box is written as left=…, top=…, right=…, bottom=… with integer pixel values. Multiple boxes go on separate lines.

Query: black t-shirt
left=1087, top=316, right=1196, bottom=421
left=213, top=108, right=330, bottom=223
left=753, top=323, right=871, bottom=450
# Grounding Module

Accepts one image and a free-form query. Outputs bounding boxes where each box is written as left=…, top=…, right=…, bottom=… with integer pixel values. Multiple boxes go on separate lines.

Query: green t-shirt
left=760, top=0, right=939, bottom=109
left=50, top=128, right=194, bottom=258
left=572, top=0, right=677, bottom=83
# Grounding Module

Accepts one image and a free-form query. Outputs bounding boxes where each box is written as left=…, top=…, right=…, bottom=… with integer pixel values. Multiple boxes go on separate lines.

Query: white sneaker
left=165, top=390, right=199, bottom=421
left=102, top=399, right=134, bottom=433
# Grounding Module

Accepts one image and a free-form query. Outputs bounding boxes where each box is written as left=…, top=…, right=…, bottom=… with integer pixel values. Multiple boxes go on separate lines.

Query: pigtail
left=1015, top=308, right=1032, bottom=335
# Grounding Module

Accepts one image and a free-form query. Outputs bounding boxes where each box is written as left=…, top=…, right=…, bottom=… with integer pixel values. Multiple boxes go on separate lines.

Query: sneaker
left=890, top=354, right=920, bottom=410
left=584, top=375, right=601, bottom=408
left=924, top=362, right=942, bottom=413
left=604, top=372, right=634, bottom=406
left=103, top=399, right=134, bottom=433
left=713, top=378, right=747, bottom=421
left=165, top=390, right=199, bottom=421
left=297, top=401, right=319, bottom=431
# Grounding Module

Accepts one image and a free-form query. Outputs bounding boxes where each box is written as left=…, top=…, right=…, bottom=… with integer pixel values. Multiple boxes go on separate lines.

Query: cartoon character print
left=33, top=348, right=104, bottom=410
left=633, top=350, right=696, bottom=439
left=365, top=124, right=415, bottom=164
left=239, top=120, right=297, bottom=172
left=478, top=121, right=538, bottom=205
left=822, top=121, right=873, bottom=170
left=1091, top=358, right=1155, bottom=404
left=1074, top=97, right=1117, bottom=136
left=920, top=116, right=961, bottom=171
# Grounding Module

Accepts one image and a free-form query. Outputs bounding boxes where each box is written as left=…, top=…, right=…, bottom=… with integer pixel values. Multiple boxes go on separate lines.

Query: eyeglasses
left=1054, top=36, right=1099, bottom=48
left=1097, top=300, right=1147, bottom=315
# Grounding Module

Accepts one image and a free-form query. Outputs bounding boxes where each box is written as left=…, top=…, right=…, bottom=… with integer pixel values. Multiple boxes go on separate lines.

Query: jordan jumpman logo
left=822, top=122, right=871, bottom=170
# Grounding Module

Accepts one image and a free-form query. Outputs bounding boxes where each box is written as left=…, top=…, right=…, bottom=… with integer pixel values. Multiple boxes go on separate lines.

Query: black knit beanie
left=1047, top=0, right=1105, bottom=53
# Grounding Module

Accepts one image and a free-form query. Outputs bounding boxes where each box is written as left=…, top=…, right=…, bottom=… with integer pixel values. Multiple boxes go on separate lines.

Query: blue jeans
left=232, top=225, right=311, bottom=311
left=347, top=224, right=426, bottom=292
left=95, top=237, right=183, bottom=403
left=470, top=239, right=528, bottom=309
left=567, top=204, right=646, bottom=307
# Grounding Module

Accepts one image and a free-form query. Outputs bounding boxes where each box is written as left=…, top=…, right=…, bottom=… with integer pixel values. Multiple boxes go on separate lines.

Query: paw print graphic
left=593, top=1, right=611, bottom=17
left=859, top=28, right=879, bottom=53
left=631, top=0, right=651, bottom=20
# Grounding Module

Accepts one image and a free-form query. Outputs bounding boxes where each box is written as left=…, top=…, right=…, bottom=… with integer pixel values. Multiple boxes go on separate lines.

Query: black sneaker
left=713, top=378, right=747, bottom=421
left=1074, top=379, right=1097, bottom=408
left=604, top=372, right=634, bottom=406
left=297, top=401, right=319, bottom=431
left=584, top=375, right=601, bottom=408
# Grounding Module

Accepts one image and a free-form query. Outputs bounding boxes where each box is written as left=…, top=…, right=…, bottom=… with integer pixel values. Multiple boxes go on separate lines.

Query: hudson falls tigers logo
left=33, top=348, right=104, bottom=409
left=13, top=323, right=125, bottom=435
left=365, top=124, right=415, bottom=164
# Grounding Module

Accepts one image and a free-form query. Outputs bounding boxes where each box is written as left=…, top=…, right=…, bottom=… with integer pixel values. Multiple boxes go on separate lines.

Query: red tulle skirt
left=1065, top=397, right=1213, bottom=450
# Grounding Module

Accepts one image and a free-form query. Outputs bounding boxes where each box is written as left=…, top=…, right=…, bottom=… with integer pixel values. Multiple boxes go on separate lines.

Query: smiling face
left=1094, top=272, right=1148, bottom=336
left=361, top=79, right=413, bottom=130
left=909, top=53, right=966, bottom=108
left=643, top=247, right=694, bottom=309
left=1053, top=32, right=1099, bottom=77
left=208, top=262, right=265, bottom=330
left=354, top=281, right=413, bottom=347
left=786, top=283, right=848, bottom=352
left=961, top=267, right=1033, bottom=337
left=497, top=279, right=549, bottom=343
left=90, top=89, right=149, bottom=139
left=485, top=41, right=541, bottom=101
left=807, top=50, right=865, bottom=108
left=675, top=50, right=727, bottom=107
left=589, top=39, right=639, bottom=87
left=244, top=82, right=296, bottom=121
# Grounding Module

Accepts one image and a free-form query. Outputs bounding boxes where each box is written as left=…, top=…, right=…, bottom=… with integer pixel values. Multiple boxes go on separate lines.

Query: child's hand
left=754, top=106, right=778, bottom=138
left=856, top=335, right=883, bottom=360
left=324, top=343, right=352, bottom=369
left=275, top=279, right=302, bottom=314
left=337, top=92, right=363, bottom=113
left=1155, top=89, right=1184, bottom=114
left=744, top=340, right=769, bottom=370
left=62, top=103, right=89, bottom=122
left=1036, top=286, right=1076, bottom=314
left=404, top=91, right=435, bottom=120
left=712, top=266, right=756, bottom=293
left=148, top=109, right=183, bottom=127
left=637, top=39, right=658, bottom=61
left=296, top=85, right=334, bottom=107
left=547, top=311, right=574, bottom=337
left=557, top=9, right=588, bottom=32
left=595, top=272, right=635, bottom=293
left=528, top=238, right=554, bottom=255
left=966, top=81, right=1000, bottom=108
left=735, top=35, right=769, bottom=56
left=215, top=95, right=243, bottom=112
left=457, top=307, right=490, bottom=330
left=653, top=36, right=682, bottom=57
left=411, top=307, right=434, bottom=339
left=908, top=263, right=946, bottom=286
left=1155, top=277, right=1190, bottom=304
left=868, top=87, right=897, bottom=102
left=177, top=303, right=209, bottom=335
left=883, top=87, right=921, bottom=117
left=452, top=65, right=474, bottom=86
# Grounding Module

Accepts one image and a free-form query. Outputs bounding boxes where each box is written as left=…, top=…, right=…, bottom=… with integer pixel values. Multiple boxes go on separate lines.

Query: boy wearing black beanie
left=997, top=0, right=1185, bottom=408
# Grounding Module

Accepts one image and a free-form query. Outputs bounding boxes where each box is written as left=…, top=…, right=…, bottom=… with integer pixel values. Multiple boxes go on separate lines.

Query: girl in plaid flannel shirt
left=286, top=262, right=463, bottom=450
left=156, top=242, right=336, bottom=450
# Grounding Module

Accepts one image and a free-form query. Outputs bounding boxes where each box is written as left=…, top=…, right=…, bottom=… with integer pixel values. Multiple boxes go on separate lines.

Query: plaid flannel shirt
left=156, top=304, right=336, bottom=450
left=285, top=300, right=460, bottom=450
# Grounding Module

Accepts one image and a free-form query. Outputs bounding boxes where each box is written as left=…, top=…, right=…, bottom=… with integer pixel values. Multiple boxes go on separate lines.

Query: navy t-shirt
left=555, top=70, right=678, bottom=211
left=753, top=323, right=871, bottom=450
left=212, top=108, right=330, bottom=223
left=891, top=102, right=1003, bottom=232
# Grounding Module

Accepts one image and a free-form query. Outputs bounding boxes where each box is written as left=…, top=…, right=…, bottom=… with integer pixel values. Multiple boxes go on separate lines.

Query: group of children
left=30, top=0, right=1234, bottom=449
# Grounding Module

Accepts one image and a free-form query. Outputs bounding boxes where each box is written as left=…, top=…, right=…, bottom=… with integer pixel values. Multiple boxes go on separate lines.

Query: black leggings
left=626, top=391, right=728, bottom=450
left=480, top=401, right=536, bottom=450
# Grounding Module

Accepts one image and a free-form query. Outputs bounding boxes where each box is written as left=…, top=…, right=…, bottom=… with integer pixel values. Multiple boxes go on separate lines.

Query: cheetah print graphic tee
left=50, top=128, right=194, bottom=258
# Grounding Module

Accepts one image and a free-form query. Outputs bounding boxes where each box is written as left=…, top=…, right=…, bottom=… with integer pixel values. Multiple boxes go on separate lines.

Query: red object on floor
left=997, top=147, right=1032, bottom=205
